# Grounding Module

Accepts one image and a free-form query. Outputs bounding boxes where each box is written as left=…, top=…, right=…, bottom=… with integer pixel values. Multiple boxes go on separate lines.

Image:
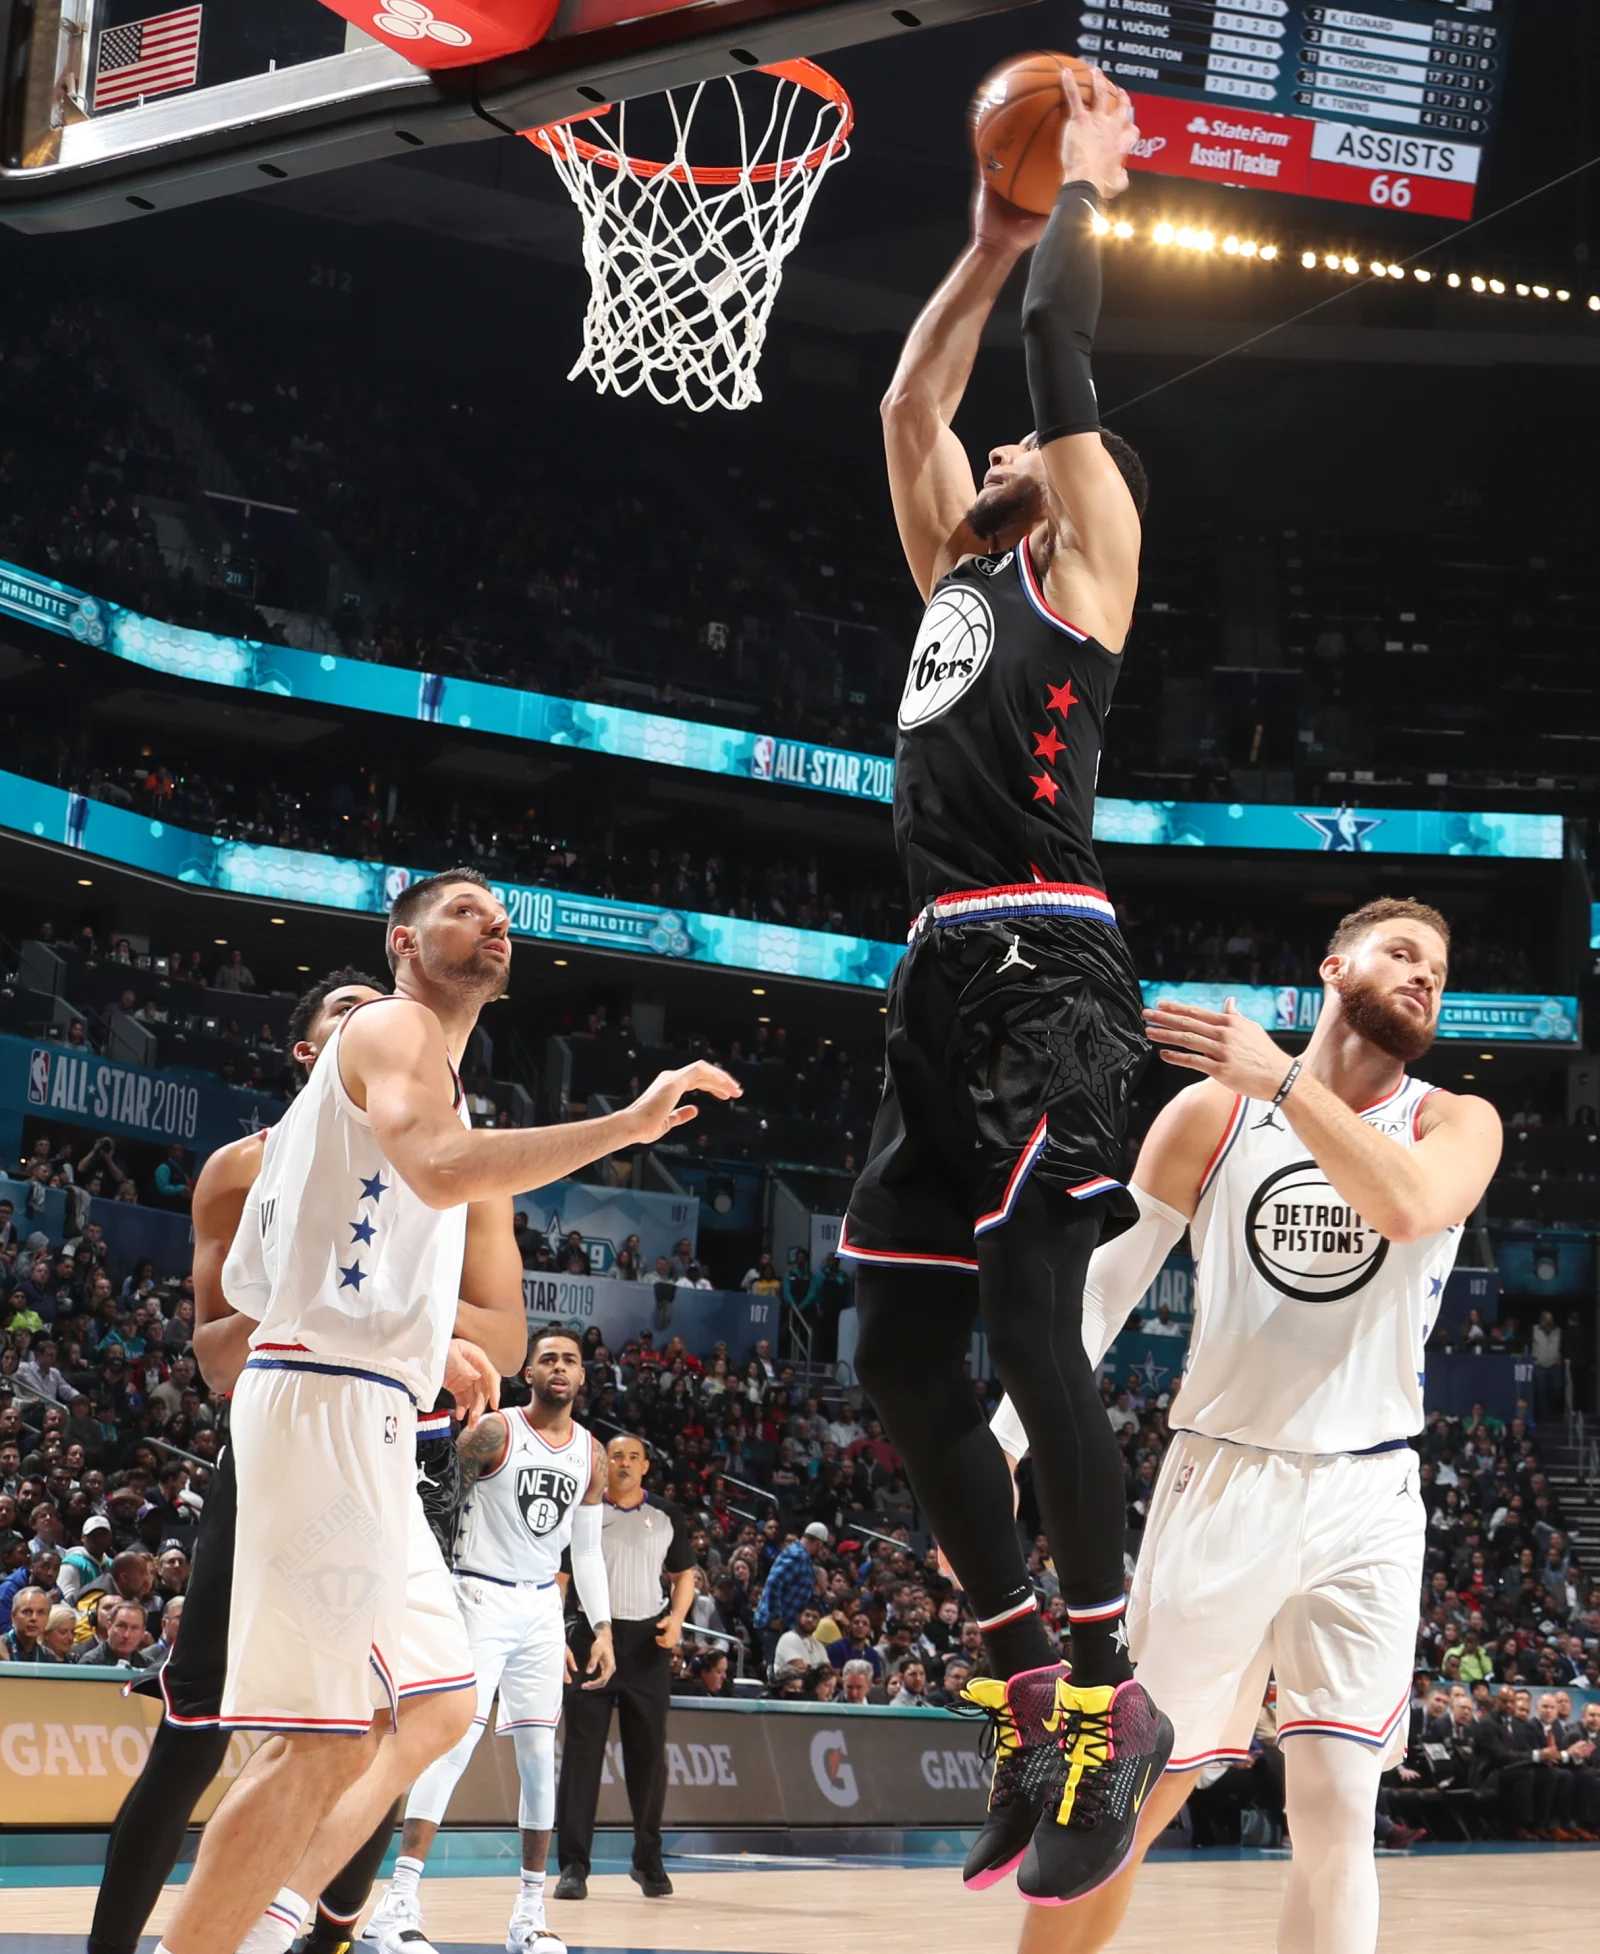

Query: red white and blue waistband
left=244, top=1345, right=418, bottom=1407
left=910, top=881, right=1117, bottom=940
left=416, top=1410, right=454, bottom=1442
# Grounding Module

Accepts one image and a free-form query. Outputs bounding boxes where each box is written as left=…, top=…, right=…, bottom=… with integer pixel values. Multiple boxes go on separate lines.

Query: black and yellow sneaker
left=1016, top=1678, right=1174, bottom=1906
left=958, top=1663, right=1071, bottom=1889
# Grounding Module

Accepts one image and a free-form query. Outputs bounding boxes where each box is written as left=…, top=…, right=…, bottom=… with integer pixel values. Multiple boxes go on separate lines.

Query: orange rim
left=524, top=59, right=853, bottom=186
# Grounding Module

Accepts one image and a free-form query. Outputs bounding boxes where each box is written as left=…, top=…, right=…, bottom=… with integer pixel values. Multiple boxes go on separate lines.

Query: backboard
left=0, top=0, right=1033, bottom=232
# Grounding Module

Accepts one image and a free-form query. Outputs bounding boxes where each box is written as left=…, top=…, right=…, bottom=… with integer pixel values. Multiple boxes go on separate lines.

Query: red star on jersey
left=1032, top=726, right=1066, bottom=764
left=1028, top=770, right=1060, bottom=806
left=1045, top=678, right=1080, bottom=719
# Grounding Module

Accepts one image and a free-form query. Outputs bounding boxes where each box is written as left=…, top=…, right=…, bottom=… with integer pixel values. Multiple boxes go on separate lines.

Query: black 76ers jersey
left=894, top=537, right=1123, bottom=909
left=452, top=1410, right=593, bottom=1583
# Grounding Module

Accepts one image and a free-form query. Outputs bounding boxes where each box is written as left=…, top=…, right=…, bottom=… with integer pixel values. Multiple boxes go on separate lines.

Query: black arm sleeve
left=1021, top=180, right=1105, bottom=448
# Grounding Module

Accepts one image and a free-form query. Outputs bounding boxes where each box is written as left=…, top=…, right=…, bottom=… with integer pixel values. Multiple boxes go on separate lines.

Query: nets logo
left=1244, top=1159, right=1389, bottom=1303
left=809, top=1728, right=859, bottom=1808
left=517, top=1465, right=579, bottom=1537
left=898, top=584, right=995, bottom=731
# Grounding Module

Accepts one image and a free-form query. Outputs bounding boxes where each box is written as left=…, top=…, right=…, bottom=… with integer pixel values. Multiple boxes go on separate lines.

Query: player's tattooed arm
left=585, top=1433, right=607, bottom=1502
left=457, top=1408, right=510, bottom=1490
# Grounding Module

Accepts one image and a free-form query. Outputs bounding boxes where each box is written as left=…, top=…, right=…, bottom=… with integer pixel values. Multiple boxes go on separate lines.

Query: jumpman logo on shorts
left=997, top=934, right=1037, bottom=974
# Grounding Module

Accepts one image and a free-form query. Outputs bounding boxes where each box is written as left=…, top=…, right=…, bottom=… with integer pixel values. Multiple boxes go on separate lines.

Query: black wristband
left=1272, top=1059, right=1302, bottom=1109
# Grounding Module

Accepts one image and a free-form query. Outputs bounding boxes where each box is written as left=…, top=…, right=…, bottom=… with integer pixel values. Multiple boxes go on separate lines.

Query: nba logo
left=27, top=1048, right=49, bottom=1106
left=1274, top=987, right=1298, bottom=1031
left=384, top=867, right=412, bottom=906
left=751, top=736, right=775, bottom=781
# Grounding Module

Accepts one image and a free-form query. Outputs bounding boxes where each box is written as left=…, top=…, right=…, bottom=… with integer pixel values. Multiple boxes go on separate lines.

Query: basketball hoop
left=525, top=60, right=853, bottom=413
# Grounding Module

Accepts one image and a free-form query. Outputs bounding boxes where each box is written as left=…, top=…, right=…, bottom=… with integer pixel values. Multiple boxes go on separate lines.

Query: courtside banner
left=0, top=1676, right=992, bottom=1828
left=0, top=770, right=1577, bottom=1026
left=0, top=556, right=1562, bottom=856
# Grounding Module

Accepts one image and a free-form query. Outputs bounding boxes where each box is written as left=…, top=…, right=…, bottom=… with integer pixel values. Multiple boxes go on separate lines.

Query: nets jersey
left=1175, top=1076, right=1461, bottom=1453
left=223, top=998, right=470, bottom=1406
left=893, top=536, right=1122, bottom=909
left=453, top=1411, right=595, bottom=1584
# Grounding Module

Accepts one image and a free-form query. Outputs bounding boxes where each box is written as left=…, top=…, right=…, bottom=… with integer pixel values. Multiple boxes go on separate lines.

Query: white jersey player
left=992, top=898, right=1502, bottom=1954
left=157, top=869, right=740, bottom=1954
left=367, top=1326, right=612, bottom=1954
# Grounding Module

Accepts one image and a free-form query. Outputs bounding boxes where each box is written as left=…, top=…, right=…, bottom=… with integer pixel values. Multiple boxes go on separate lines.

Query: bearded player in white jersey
left=366, top=1324, right=609, bottom=1954
left=986, top=897, right=1502, bottom=1954
left=154, top=868, right=739, bottom=1954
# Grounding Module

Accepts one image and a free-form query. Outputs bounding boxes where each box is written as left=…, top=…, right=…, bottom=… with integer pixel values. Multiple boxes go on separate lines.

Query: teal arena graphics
left=0, top=769, right=1577, bottom=1039
left=0, top=555, right=1563, bottom=858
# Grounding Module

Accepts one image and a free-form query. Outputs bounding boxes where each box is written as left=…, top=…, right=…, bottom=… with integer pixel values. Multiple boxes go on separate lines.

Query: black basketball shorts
left=130, top=1413, right=463, bottom=1724
left=840, top=886, right=1148, bottom=1273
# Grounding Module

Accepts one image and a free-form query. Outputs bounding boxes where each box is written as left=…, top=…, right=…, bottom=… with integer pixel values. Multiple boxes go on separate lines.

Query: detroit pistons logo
left=517, top=1465, right=578, bottom=1537
left=898, top=584, right=995, bottom=731
left=1245, top=1159, right=1389, bottom=1303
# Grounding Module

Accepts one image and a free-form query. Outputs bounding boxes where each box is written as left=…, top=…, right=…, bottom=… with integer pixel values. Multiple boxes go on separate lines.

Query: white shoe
left=506, top=1899, right=567, bottom=1954
left=363, top=1886, right=440, bottom=1954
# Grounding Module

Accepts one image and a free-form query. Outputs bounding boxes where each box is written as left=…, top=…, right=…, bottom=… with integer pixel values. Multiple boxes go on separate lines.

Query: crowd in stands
left=3, top=297, right=1593, bottom=812
left=2, top=1133, right=1595, bottom=1849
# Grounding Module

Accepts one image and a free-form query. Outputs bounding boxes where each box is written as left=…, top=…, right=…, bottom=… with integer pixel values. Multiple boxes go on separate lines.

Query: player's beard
left=965, top=474, right=1042, bottom=547
left=532, top=1377, right=574, bottom=1411
left=436, top=944, right=509, bottom=1002
left=1335, top=970, right=1436, bottom=1063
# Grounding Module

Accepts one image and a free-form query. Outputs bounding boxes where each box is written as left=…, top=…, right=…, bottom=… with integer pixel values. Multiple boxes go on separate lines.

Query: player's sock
left=236, top=1886, right=309, bottom=1954
left=853, top=1273, right=1054, bottom=1679
left=1064, top=1593, right=1133, bottom=1689
left=980, top=1188, right=1133, bottom=1689
left=389, top=1854, right=425, bottom=1902
left=518, top=1868, right=548, bottom=1922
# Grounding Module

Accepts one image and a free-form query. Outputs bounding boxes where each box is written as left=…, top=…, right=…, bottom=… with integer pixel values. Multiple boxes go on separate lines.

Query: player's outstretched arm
left=453, top=1196, right=532, bottom=1376
left=572, top=1437, right=615, bottom=1686
left=881, top=190, right=1045, bottom=602
left=342, top=998, right=740, bottom=1209
left=1025, top=69, right=1142, bottom=646
left=1144, top=1000, right=1504, bottom=1241
left=190, top=1130, right=266, bottom=1394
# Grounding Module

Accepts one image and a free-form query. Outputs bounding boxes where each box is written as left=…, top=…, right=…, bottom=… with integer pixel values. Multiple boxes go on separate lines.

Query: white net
left=529, top=63, right=852, bottom=414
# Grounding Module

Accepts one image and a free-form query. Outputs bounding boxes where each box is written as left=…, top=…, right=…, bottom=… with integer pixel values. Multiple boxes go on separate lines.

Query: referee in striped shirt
left=555, top=1434, right=696, bottom=1900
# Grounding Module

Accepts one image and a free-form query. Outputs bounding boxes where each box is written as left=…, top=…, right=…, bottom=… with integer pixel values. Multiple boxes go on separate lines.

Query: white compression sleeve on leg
left=568, top=1502, right=611, bottom=1628
left=512, top=1722, right=558, bottom=1831
left=1278, top=1734, right=1384, bottom=1954
left=404, top=1713, right=486, bottom=1828
left=989, top=1184, right=1188, bottom=1463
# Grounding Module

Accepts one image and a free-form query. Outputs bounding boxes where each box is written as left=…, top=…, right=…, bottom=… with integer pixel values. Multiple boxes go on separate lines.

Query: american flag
left=93, top=5, right=204, bottom=112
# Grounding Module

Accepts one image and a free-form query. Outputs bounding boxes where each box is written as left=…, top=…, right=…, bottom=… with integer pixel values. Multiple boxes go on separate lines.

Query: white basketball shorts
left=1128, top=1430, right=1424, bottom=1773
left=451, top=1573, right=566, bottom=1739
left=220, top=1356, right=471, bottom=1732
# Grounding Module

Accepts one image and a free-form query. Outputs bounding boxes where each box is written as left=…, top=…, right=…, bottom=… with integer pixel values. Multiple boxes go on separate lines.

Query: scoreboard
left=1066, top=2, right=1516, bottom=219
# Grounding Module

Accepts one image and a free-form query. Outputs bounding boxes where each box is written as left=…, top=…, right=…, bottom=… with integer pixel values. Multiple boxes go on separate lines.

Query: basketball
left=969, top=51, right=1096, bottom=216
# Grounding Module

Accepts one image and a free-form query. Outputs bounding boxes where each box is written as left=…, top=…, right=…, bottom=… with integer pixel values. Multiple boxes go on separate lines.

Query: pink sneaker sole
left=1019, top=1838, right=1137, bottom=1909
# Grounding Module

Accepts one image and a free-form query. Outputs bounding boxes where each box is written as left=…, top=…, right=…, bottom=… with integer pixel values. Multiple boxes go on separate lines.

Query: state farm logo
left=375, top=0, right=472, bottom=45
left=810, top=1728, right=859, bottom=1808
left=898, top=583, right=994, bottom=731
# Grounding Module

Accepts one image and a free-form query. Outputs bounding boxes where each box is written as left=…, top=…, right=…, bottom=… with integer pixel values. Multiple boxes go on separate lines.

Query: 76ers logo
left=898, top=583, right=995, bottom=730
left=517, top=1465, right=578, bottom=1537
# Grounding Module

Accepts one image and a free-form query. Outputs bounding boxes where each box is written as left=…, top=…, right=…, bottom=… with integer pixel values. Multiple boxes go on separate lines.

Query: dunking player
left=88, top=968, right=513, bottom=1954
left=992, top=898, right=1503, bottom=1954
left=366, top=1326, right=611, bottom=1954
left=152, top=870, right=738, bottom=1954
left=837, top=71, right=1165, bottom=1901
